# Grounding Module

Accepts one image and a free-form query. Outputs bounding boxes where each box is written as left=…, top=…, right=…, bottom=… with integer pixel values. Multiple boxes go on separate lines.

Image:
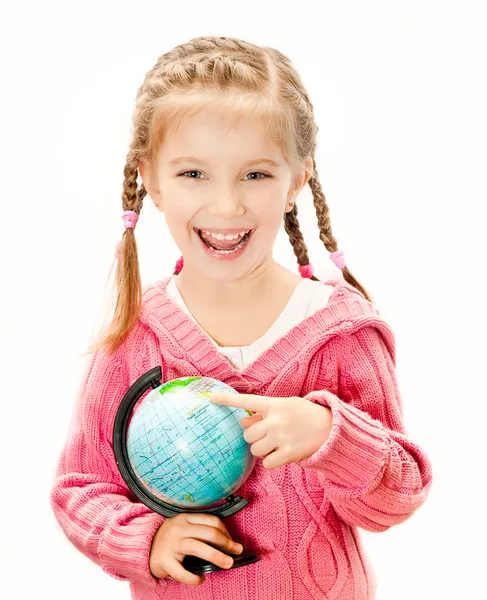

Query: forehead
left=160, top=107, right=283, bottom=162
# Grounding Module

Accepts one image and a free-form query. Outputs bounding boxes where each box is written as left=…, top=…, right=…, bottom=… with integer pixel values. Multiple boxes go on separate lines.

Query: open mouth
left=194, top=228, right=254, bottom=254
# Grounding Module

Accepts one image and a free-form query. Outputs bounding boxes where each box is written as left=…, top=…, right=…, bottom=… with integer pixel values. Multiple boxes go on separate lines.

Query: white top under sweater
left=165, top=277, right=334, bottom=370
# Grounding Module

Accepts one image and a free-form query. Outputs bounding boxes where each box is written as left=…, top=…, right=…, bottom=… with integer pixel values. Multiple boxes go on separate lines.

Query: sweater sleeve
left=49, top=346, right=168, bottom=596
left=297, top=325, right=433, bottom=532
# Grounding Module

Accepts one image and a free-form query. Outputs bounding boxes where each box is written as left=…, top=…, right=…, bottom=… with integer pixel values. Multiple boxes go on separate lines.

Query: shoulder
left=301, top=278, right=397, bottom=365
left=84, top=281, right=168, bottom=392
left=140, top=277, right=172, bottom=314
left=79, top=322, right=164, bottom=432
left=299, top=278, right=336, bottom=314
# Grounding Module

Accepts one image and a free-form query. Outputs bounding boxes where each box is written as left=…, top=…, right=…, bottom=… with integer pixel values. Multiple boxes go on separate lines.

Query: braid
left=122, top=153, right=147, bottom=212
left=309, top=157, right=372, bottom=302
left=283, top=204, right=319, bottom=281
left=88, top=153, right=146, bottom=355
left=308, top=157, right=335, bottom=252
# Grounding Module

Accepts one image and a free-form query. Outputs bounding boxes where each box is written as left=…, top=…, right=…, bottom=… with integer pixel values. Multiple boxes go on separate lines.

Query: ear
left=285, top=157, right=313, bottom=212
left=139, top=160, right=164, bottom=211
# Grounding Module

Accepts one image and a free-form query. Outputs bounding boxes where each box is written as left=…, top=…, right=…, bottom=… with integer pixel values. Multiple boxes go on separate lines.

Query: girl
left=50, top=35, right=433, bottom=600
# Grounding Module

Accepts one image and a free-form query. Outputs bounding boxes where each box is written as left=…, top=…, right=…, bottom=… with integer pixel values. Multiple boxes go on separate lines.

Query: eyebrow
left=169, top=156, right=281, bottom=168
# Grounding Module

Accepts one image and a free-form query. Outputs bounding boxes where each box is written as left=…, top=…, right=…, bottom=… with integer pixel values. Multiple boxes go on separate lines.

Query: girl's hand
left=149, top=513, right=243, bottom=586
left=210, top=393, right=333, bottom=470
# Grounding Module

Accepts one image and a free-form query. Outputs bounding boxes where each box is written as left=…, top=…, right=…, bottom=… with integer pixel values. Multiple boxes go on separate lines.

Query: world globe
left=126, top=376, right=257, bottom=510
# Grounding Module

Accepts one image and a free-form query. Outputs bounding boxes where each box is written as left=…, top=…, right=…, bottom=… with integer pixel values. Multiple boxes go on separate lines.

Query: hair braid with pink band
left=116, top=210, right=346, bottom=276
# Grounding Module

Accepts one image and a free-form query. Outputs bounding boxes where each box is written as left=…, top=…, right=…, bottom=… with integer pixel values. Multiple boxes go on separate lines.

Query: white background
left=1, top=1, right=485, bottom=598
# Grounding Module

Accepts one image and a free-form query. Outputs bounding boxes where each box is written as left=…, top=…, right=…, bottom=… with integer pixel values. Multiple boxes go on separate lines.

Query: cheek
left=163, top=202, right=197, bottom=240
left=254, top=195, right=287, bottom=230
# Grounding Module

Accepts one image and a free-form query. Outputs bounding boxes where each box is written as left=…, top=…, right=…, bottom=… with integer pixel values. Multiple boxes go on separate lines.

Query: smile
left=193, top=227, right=255, bottom=259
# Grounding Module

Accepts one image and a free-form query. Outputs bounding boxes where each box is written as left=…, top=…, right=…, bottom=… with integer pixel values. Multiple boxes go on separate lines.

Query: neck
left=174, top=260, right=298, bottom=312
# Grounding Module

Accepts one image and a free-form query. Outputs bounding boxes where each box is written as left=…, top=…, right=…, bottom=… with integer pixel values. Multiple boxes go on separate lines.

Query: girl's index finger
left=209, top=392, right=270, bottom=413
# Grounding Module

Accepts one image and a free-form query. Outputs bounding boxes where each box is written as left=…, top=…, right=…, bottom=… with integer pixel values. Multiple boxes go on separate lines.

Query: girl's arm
left=49, top=347, right=168, bottom=596
left=298, top=326, right=433, bottom=531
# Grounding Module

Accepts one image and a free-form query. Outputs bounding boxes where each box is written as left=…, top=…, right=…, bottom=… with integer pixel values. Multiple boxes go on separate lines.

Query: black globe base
left=183, top=548, right=260, bottom=575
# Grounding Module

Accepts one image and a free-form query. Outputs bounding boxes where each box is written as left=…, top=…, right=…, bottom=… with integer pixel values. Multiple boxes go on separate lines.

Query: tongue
left=200, top=231, right=243, bottom=251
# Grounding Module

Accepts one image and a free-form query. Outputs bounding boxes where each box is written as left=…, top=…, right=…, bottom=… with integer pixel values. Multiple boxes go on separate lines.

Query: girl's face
left=140, top=107, right=311, bottom=283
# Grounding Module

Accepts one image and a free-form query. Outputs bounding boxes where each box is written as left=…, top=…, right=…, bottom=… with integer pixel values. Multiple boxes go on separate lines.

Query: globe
left=126, top=376, right=257, bottom=510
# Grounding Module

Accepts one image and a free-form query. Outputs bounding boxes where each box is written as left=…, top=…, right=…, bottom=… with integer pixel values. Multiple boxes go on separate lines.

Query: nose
left=207, top=189, right=245, bottom=219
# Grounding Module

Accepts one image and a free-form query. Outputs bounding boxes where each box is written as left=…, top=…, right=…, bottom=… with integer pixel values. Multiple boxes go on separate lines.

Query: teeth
left=211, top=235, right=249, bottom=254
left=203, top=230, right=249, bottom=240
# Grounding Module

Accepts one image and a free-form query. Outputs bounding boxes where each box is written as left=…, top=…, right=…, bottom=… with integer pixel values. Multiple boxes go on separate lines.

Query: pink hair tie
left=329, top=250, right=346, bottom=269
left=298, top=263, right=314, bottom=278
left=122, top=210, right=139, bottom=229
left=174, top=256, right=184, bottom=274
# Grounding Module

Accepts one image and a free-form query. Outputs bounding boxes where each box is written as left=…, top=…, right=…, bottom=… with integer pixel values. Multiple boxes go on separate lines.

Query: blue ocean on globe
left=126, top=376, right=257, bottom=509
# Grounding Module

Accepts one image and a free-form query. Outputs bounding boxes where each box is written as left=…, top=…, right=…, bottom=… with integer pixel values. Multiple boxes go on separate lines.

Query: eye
left=179, top=170, right=206, bottom=179
left=243, top=172, right=271, bottom=181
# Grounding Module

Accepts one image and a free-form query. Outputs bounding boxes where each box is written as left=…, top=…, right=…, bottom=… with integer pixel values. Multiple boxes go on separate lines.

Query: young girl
left=50, top=35, right=433, bottom=600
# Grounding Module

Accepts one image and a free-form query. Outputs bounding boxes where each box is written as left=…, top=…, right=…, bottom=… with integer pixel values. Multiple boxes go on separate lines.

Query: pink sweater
left=50, top=277, right=433, bottom=600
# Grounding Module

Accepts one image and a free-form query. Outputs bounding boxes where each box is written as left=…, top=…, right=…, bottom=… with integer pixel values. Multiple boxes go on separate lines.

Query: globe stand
left=113, top=366, right=260, bottom=575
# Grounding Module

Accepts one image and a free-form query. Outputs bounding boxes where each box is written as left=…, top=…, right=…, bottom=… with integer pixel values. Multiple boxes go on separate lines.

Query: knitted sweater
left=49, top=277, right=433, bottom=600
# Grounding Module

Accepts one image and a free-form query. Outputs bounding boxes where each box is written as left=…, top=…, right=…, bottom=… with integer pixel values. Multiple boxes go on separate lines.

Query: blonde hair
left=86, top=36, right=372, bottom=357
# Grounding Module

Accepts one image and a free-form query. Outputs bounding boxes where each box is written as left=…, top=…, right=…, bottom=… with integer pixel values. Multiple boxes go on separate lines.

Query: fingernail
left=233, top=543, right=243, bottom=553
